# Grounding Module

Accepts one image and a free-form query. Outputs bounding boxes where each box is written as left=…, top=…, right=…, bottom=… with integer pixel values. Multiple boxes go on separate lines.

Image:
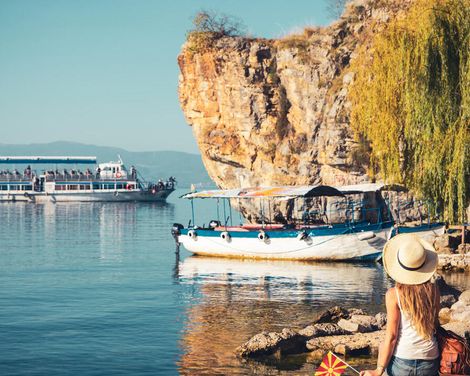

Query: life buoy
left=116, top=172, right=122, bottom=178
left=258, top=231, right=269, bottom=241
left=126, top=184, right=133, bottom=191
left=220, top=231, right=231, bottom=242
left=188, top=230, right=197, bottom=240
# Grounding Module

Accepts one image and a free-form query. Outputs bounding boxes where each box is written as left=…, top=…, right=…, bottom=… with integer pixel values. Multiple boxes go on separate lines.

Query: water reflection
left=0, top=201, right=175, bottom=265
left=177, top=256, right=391, bottom=375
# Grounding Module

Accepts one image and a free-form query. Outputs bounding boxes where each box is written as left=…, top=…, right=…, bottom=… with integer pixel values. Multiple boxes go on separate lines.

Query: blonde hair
left=396, top=281, right=438, bottom=340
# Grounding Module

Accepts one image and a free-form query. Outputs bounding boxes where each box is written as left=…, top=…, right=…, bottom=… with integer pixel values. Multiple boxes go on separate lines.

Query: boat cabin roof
left=337, top=183, right=407, bottom=194
left=0, top=156, right=97, bottom=164
left=182, top=183, right=407, bottom=199
left=181, top=185, right=344, bottom=199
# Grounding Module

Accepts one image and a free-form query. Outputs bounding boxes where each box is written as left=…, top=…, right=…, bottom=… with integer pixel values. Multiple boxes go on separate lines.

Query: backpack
left=437, top=326, right=470, bottom=375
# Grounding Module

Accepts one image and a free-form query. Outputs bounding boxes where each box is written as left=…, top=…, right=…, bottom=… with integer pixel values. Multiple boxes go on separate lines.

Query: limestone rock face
left=178, top=0, right=413, bottom=211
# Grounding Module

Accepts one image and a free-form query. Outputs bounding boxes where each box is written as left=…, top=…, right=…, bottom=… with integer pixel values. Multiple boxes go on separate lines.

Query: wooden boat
left=172, top=184, right=444, bottom=261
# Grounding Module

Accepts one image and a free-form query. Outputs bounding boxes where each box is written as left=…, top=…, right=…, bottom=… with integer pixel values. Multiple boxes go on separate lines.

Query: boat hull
left=0, top=189, right=173, bottom=203
left=177, top=222, right=446, bottom=261
left=178, top=225, right=391, bottom=261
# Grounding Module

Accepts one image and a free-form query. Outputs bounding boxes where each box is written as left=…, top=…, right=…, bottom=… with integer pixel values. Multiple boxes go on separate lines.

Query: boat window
left=92, top=183, right=100, bottom=190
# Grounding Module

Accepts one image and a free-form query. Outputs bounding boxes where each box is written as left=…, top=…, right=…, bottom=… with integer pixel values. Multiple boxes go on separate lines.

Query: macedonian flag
left=314, top=351, right=349, bottom=375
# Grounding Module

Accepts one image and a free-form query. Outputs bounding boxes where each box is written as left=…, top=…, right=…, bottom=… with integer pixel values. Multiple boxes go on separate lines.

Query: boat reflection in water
left=176, top=256, right=391, bottom=375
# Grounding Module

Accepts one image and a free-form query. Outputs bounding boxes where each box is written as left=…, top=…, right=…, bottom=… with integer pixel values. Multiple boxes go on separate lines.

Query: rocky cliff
left=178, top=1, right=414, bottom=220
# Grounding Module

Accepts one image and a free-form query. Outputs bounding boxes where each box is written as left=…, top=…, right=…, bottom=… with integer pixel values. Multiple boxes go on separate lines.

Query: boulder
left=450, top=308, right=470, bottom=323
left=337, top=318, right=372, bottom=333
left=347, top=308, right=367, bottom=316
left=334, top=342, right=370, bottom=356
left=440, top=294, right=457, bottom=309
left=434, top=233, right=461, bottom=254
left=458, top=290, right=470, bottom=304
left=350, top=314, right=378, bottom=331
left=375, top=312, right=387, bottom=329
left=439, top=307, right=451, bottom=324
left=442, top=322, right=470, bottom=341
left=236, top=328, right=308, bottom=358
left=298, top=323, right=346, bottom=338
left=306, top=330, right=385, bottom=356
left=313, top=306, right=350, bottom=324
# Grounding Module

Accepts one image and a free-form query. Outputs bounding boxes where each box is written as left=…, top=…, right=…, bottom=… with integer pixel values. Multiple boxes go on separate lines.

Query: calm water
left=1, top=189, right=456, bottom=375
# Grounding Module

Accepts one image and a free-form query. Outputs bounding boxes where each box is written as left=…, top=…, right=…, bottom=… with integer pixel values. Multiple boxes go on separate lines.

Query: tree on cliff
left=349, top=0, right=470, bottom=222
left=187, top=10, right=245, bottom=53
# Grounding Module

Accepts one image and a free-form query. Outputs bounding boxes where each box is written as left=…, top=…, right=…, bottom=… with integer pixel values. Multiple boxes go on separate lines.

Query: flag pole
left=329, top=351, right=361, bottom=375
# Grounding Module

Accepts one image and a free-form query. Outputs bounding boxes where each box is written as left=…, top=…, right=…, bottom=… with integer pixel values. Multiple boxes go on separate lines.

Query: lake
left=0, top=190, right=464, bottom=375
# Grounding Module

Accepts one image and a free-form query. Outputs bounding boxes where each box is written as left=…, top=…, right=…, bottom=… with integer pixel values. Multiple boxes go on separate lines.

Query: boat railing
left=43, top=175, right=138, bottom=182
left=0, top=175, right=34, bottom=182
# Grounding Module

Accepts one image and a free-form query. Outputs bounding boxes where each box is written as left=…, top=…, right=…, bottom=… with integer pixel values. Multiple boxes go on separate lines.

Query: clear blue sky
left=0, top=0, right=334, bottom=153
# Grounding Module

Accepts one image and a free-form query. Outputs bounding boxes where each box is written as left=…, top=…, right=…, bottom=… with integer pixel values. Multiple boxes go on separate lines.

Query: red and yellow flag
left=314, top=352, right=348, bottom=375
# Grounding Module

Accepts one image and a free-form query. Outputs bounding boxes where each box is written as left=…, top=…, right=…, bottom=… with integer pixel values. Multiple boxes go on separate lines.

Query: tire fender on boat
left=220, top=231, right=231, bottom=242
left=188, top=229, right=197, bottom=240
left=258, top=231, right=269, bottom=241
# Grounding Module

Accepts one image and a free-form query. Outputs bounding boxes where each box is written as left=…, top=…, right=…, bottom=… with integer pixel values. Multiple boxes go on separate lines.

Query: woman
left=361, top=234, right=440, bottom=376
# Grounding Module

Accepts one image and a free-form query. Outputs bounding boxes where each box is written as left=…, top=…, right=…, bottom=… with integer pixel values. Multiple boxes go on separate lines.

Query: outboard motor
left=171, top=223, right=184, bottom=240
left=209, top=220, right=221, bottom=229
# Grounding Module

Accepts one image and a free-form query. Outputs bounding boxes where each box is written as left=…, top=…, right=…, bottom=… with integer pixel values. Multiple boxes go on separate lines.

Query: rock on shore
left=236, top=306, right=386, bottom=359
left=237, top=284, right=470, bottom=361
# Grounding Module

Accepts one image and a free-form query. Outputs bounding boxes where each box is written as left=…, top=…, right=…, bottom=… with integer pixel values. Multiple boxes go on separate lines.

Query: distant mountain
left=0, top=141, right=213, bottom=188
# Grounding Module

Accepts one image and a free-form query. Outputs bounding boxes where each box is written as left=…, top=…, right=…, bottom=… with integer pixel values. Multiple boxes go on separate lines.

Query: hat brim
left=383, top=233, right=438, bottom=285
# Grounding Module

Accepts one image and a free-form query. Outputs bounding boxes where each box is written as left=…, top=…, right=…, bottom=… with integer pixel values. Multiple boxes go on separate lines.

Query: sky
left=0, top=0, right=335, bottom=153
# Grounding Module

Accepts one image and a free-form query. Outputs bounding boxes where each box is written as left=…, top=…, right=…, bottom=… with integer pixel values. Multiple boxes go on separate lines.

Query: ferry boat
left=171, top=184, right=445, bottom=261
left=0, top=156, right=175, bottom=202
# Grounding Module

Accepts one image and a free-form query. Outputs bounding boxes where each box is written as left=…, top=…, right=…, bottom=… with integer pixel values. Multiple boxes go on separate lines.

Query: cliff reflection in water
left=176, top=257, right=391, bottom=375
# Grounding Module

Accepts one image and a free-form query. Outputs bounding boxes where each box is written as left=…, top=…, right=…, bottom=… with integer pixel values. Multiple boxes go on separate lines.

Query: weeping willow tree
left=349, top=0, right=470, bottom=222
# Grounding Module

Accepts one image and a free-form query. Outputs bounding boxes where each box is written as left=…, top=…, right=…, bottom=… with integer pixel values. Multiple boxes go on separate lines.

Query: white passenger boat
left=0, top=156, right=175, bottom=202
left=171, top=184, right=444, bottom=262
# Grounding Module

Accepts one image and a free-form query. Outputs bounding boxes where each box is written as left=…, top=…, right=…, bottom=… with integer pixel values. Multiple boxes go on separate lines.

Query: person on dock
left=360, top=234, right=440, bottom=376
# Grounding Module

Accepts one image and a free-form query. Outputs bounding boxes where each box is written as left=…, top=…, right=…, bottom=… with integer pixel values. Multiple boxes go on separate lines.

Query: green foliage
left=186, top=10, right=245, bottom=54
left=349, top=0, right=470, bottom=222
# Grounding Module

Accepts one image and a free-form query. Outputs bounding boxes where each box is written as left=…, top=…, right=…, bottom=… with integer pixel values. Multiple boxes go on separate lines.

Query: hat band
left=397, top=251, right=426, bottom=271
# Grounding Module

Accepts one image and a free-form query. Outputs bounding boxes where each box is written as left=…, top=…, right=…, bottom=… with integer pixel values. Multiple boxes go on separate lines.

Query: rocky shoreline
left=435, top=231, right=470, bottom=271
left=236, top=277, right=470, bottom=363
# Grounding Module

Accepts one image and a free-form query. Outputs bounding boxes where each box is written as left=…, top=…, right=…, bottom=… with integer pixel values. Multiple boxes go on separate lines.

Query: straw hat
left=383, top=233, right=438, bottom=285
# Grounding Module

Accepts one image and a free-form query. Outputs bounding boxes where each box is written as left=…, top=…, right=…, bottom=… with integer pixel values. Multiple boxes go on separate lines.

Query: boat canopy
left=0, top=156, right=97, bottom=164
left=337, top=183, right=407, bottom=194
left=181, top=185, right=344, bottom=199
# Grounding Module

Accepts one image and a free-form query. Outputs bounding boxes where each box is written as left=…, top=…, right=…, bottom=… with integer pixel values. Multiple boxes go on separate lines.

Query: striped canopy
left=181, top=185, right=344, bottom=199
